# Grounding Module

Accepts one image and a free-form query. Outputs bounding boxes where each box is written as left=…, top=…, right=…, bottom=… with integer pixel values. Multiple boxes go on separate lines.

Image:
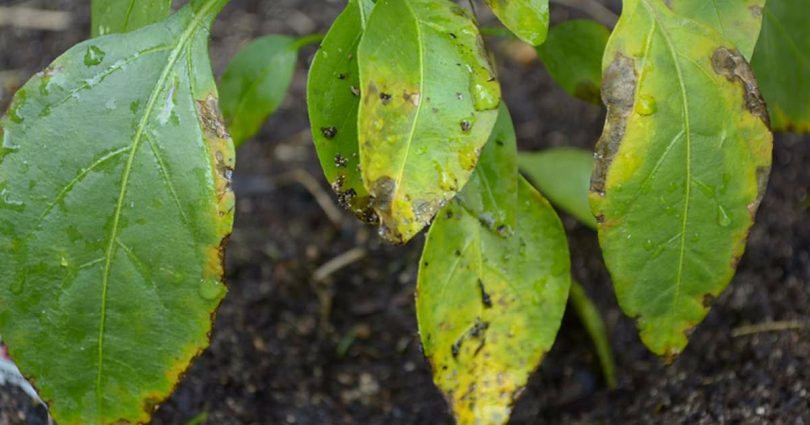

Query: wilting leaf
left=536, top=19, right=609, bottom=103
left=569, top=281, right=617, bottom=389
left=91, top=0, right=172, bottom=36
left=590, top=0, right=772, bottom=357
left=484, top=0, right=550, bottom=46
left=0, top=1, right=234, bottom=423
left=519, top=147, right=597, bottom=228
left=220, top=35, right=302, bottom=147
left=667, top=0, right=765, bottom=60
left=418, top=106, right=570, bottom=425
left=307, top=0, right=377, bottom=223
left=752, top=0, right=810, bottom=132
left=358, top=0, right=501, bottom=244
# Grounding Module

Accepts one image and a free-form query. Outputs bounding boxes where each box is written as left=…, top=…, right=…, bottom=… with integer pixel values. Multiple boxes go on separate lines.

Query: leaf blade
left=219, top=35, right=299, bottom=146
left=591, top=0, right=772, bottom=357
left=307, top=0, right=377, bottom=222
left=535, top=19, right=610, bottom=103
left=358, top=0, right=501, bottom=244
left=0, top=2, right=233, bottom=423
left=418, top=106, right=570, bottom=424
left=484, top=0, right=550, bottom=46
left=519, top=147, right=597, bottom=229
left=751, top=0, right=810, bottom=132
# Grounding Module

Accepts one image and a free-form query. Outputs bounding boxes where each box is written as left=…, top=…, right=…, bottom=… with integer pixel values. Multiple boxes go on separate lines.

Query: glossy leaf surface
left=519, top=147, right=596, bottom=228
left=358, top=0, right=501, bottom=244
left=752, top=0, right=810, bottom=132
left=0, top=1, right=234, bottom=423
left=308, top=0, right=377, bottom=222
left=418, top=107, right=570, bottom=424
left=484, top=0, right=550, bottom=46
left=536, top=19, right=610, bottom=103
left=91, top=0, right=172, bottom=36
left=220, top=35, right=299, bottom=147
left=590, top=0, right=772, bottom=357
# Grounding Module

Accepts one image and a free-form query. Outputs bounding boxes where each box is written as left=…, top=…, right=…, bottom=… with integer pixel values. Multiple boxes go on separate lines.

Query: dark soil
left=0, top=1, right=808, bottom=424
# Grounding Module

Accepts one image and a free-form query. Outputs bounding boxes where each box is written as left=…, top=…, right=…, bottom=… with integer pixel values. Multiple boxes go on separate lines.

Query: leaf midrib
left=389, top=0, right=426, bottom=216
left=640, top=0, right=692, bottom=332
left=93, top=2, right=217, bottom=416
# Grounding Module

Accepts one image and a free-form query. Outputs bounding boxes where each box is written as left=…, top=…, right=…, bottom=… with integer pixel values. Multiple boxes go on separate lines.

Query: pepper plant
left=0, top=0, right=807, bottom=423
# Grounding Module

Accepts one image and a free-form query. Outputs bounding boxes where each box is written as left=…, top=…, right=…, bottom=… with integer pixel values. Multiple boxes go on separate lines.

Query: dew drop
left=644, top=239, right=655, bottom=251
left=60, top=256, right=69, bottom=268
left=469, top=79, right=500, bottom=111
left=198, top=279, right=225, bottom=301
left=635, top=95, right=657, bottom=116
left=84, top=45, right=106, bottom=67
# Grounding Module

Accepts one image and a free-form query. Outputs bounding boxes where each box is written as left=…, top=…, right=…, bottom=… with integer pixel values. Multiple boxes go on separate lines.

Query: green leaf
left=667, top=0, right=765, bottom=60
left=536, top=19, right=610, bottom=103
left=569, top=281, right=617, bottom=389
left=91, top=0, right=172, bottom=36
left=307, top=0, right=377, bottom=223
left=590, top=0, right=772, bottom=357
left=752, top=0, right=810, bottom=132
left=0, top=1, right=234, bottom=423
left=483, top=0, right=550, bottom=46
left=219, top=35, right=303, bottom=147
left=358, top=0, right=501, bottom=244
left=418, top=106, right=570, bottom=425
left=519, top=147, right=597, bottom=229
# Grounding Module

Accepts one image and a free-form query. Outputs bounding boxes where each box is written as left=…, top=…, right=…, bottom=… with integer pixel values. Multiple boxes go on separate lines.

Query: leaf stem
left=292, top=33, right=325, bottom=50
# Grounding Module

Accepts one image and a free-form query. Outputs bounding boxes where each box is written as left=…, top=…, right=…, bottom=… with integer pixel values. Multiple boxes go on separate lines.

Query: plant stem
left=292, top=33, right=326, bottom=50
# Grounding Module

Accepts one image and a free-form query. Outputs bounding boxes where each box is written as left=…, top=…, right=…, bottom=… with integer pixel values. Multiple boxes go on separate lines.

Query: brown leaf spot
left=591, top=53, right=636, bottom=196
left=711, top=47, right=771, bottom=127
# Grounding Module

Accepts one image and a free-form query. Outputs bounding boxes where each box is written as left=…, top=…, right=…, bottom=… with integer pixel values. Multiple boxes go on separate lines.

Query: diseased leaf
left=752, top=0, right=810, bottom=132
left=220, top=35, right=302, bottom=147
left=590, top=0, right=772, bottom=357
left=358, top=0, right=501, bottom=244
left=307, top=0, right=377, bottom=223
left=0, top=1, right=234, bottom=423
left=569, top=281, right=617, bottom=389
left=519, top=147, right=597, bottom=228
left=418, top=106, right=570, bottom=425
left=91, top=0, right=172, bottom=36
left=536, top=19, right=609, bottom=103
left=484, top=0, right=550, bottom=46
left=667, top=0, right=765, bottom=60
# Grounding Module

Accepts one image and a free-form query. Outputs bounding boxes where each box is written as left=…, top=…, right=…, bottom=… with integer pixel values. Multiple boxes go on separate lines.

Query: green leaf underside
left=590, top=0, right=772, bottom=357
left=752, top=0, right=810, bottom=132
left=91, top=0, right=172, bottom=36
left=220, top=35, right=298, bottom=147
left=569, top=281, right=617, bottom=389
left=483, top=0, right=550, bottom=46
left=519, top=148, right=597, bottom=229
left=308, top=0, right=377, bottom=223
left=418, top=106, right=570, bottom=425
left=0, top=2, right=234, bottom=424
left=536, top=20, right=609, bottom=104
left=668, top=0, right=765, bottom=61
left=358, top=0, right=501, bottom=244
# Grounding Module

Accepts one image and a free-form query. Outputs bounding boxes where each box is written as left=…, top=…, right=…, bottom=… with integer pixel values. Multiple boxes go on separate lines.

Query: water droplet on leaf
left=198, top=279, right=225, bottom=301
left=84, top=45, right=106, bottom=66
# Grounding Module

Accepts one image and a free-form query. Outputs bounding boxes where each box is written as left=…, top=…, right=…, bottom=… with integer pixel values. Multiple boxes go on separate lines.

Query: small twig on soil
left=731, top=320, right=810, bottom=338
left=313, top=247, right=367, bottom=282
left=0, top=7, right=72, bottom=31
left=277, top=169, right=344, bottom=228
left=550, top=0, right=619, bottom=27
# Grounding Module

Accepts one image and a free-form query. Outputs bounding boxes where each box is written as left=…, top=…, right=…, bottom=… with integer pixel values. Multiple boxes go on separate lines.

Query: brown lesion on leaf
left=591, top=53, right=637, bottom=196
left=710, top=47, right=771, bottom=128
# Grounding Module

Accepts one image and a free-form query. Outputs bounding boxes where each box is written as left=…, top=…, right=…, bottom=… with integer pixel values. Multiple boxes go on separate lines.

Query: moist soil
left=0, top=1, right=808, bottom=424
